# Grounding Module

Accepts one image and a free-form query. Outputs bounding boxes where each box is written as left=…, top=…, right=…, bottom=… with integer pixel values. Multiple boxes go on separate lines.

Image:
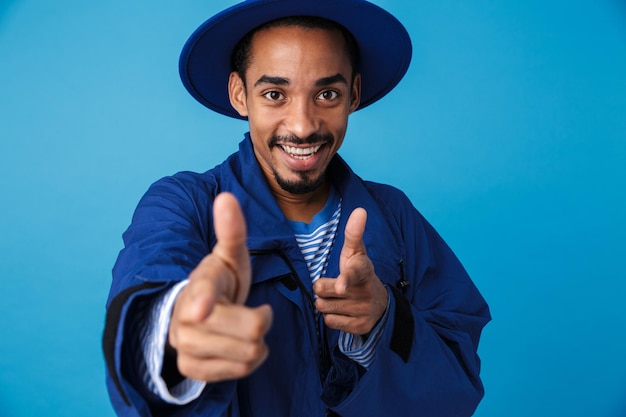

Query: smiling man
left=103, top=1, right=490, bottom=416
left=230, top=23, right=360, bottom=223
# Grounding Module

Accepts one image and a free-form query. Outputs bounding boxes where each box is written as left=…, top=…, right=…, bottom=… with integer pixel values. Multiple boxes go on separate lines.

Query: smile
left=280, top=144, right=323, bottom=160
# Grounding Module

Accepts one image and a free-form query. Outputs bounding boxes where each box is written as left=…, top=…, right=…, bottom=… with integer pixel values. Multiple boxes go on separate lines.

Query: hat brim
left=179, top=0, right=412, bottom=119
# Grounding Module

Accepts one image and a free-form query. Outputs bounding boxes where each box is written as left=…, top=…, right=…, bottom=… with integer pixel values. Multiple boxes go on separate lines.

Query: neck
left=272, top=182, right=330, bottom=223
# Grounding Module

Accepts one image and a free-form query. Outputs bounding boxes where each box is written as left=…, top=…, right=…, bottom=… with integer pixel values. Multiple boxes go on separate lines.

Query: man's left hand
left=313, top=208, right=388, bottom=336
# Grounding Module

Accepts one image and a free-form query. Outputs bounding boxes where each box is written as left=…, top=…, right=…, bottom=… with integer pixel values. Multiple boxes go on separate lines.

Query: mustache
left=269, top=133, right=334, bottom=148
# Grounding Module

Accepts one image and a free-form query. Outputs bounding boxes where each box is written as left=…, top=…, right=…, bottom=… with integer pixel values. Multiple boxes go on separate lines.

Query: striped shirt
left=288, top=191, right=342, bottom=283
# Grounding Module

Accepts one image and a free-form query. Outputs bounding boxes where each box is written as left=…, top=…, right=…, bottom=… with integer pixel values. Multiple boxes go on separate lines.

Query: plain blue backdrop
left=1, top=0, right=625, bottom=416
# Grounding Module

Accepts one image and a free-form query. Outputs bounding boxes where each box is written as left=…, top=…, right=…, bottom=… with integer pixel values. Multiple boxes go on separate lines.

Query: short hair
left=231, top=16, right=360, bottom=86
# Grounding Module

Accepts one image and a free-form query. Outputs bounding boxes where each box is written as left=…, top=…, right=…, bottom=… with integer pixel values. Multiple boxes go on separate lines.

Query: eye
left=262, top=90, right=285, bottom=101
left=317, top=90, right=339, bottom=101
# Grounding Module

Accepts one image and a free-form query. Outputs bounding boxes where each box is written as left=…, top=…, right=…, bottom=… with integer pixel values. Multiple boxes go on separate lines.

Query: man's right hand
left=168, top=192, right=273, bottom=383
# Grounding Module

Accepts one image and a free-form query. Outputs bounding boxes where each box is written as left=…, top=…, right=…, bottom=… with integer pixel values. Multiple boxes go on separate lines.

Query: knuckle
left=174, top=336, right=193, bottom=353
left=233, top=361, right=254, bottom=377
left=315, top=298, right=328, bottom=312
left=168, top=329, right=179, bottom=347
left=241, top=341, right=263, bottom=361
left=168, top=324, right=188, bottom=350
left=176, top=357, right=196, bottom=379
left=323, top=314, right=339, bottom=329
left=249, top=314, right=268, bottom=336
left=346, top=323, right=361, bottom=335
left=176, top=334, right=202, bottom=355
left=356, top=323, right=369, bottom=335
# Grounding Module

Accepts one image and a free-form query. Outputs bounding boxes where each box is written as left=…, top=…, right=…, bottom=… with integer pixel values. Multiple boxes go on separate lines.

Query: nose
left=284, top=97, right=320, bottom=139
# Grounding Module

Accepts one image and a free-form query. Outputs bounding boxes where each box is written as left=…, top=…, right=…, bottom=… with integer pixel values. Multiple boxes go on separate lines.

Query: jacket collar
left=219, top=134, right=405, bottom=286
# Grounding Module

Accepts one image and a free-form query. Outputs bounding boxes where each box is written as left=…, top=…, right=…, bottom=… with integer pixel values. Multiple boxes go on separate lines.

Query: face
left=229, top=25, right=361, bottom=196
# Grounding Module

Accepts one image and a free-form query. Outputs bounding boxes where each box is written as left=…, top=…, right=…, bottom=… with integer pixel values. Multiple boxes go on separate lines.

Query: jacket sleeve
left=325, top=191, right=491, bottom=417
left=102, top=174, right=237, bottom=417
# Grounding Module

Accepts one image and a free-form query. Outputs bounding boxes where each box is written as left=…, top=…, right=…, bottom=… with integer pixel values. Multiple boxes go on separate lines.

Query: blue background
left=1, top=0, right=625, bottom=416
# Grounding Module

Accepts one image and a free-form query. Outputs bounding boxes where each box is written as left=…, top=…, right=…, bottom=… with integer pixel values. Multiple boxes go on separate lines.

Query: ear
left=349, top=73, right=361, bottom=113
left=228, top=72, right=248, bottom=117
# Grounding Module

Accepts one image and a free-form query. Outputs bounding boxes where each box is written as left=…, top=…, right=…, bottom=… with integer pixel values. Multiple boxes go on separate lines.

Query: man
left=103, top=0, right=491, bottom=416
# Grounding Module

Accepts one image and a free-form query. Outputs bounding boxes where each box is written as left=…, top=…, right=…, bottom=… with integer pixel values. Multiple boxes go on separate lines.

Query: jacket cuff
left=142, top=279, right=206, bottom=404
left=102, top=281, right=166, bottom=405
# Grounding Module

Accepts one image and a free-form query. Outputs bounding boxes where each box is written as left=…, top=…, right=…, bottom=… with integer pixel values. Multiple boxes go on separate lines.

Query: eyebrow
left=315, top=74, right=348, bottom=87
left=253, top=73, right=348, bottom=88
left=254, top=75, right=289, bottom=87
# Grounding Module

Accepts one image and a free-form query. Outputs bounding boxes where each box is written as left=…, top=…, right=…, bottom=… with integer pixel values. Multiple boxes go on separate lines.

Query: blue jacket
left=103, top=135, right=491, bottom=417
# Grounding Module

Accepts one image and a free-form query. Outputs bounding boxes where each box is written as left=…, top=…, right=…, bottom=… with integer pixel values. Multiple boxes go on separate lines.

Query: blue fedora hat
left=179, top=0, right=412, bottom=119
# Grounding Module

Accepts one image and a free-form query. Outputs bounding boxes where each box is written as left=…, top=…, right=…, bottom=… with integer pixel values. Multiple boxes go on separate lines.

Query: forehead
left=247, top=25, right=351, bottom=73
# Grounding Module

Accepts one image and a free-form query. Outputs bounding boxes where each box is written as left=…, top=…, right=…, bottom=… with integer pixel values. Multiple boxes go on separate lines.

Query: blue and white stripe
left=294, top=202, right=341, bottom=282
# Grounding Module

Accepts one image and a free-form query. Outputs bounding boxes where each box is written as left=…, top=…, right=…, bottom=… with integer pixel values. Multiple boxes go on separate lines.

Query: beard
left=269, top=132, right=334, bottom=195
left=273, top=168, right=326, bottom=195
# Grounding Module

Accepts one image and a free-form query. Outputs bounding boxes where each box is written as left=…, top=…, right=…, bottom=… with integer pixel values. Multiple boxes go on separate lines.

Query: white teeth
left=281, top=144, right=322, bottom=159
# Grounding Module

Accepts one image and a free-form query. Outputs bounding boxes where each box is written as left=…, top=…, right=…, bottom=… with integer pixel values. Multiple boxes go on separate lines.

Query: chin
left=274, top=171, right=326, bottom=195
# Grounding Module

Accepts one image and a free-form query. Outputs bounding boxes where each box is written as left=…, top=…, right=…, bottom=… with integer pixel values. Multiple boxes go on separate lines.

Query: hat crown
left=180, top=0, right=412, bottom=119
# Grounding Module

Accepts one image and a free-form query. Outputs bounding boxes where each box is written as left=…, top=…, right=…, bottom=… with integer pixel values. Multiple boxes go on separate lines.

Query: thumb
left=342, top=208, right=367, bottom=259
left=336, top=208, right=368, bottom=293
left=211, top=192, right=251, bottom=304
